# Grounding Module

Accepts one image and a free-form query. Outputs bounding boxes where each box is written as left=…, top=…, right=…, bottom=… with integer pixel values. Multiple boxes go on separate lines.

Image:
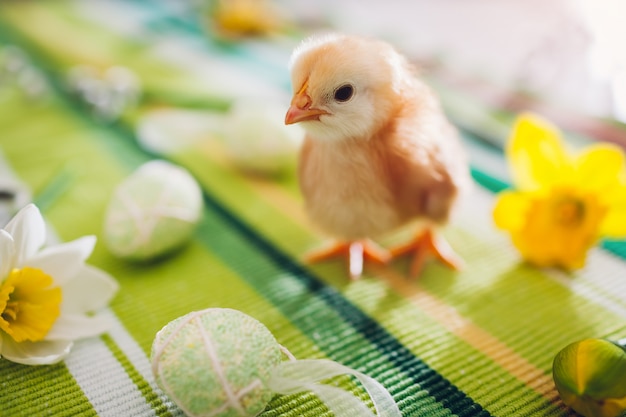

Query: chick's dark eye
left=334, top=84, right=354, bottom=102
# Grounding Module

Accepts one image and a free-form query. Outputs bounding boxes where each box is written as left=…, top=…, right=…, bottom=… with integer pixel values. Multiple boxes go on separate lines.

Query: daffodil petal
left=493, top=191, right=531, bottom=231
left=45, top=313, right=112, bottom=341
left=27, top=236, right=96, bottom=286
left=61, top=265, right=119, bottom=314
left=1, top=337, right=73, bottom=365
left=575, top=144, right=626, bottom=192
left=507, top=113, right=570, bottom=190
left=600, top=186, right=626, bottom=238
left=3, top=204, right=46, bottom=267
left=601, top=215, right=626, bottom=238
left=0, top=229, right=15, bottom=280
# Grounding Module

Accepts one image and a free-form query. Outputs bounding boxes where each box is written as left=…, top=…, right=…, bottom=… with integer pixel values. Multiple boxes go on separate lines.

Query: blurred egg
left=103, top=160, right=202, bottom=261
left=223, top=98, right=302, bottom=177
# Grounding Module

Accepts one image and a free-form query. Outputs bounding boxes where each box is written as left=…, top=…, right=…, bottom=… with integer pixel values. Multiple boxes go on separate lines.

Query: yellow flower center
left=554, top=197, right=586, bottom=227
left=0, top=267, right=62, bottom=343
left=518, top=188, right=608, bottom=270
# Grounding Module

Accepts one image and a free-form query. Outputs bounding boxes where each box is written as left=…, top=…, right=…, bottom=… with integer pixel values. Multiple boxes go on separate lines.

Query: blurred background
left=282, top=0, right=626, bottom=122
left=135, top=0, right=626, bottom=146
left=0, top=0, right=624, bottom=216
left=1, top=0, right=625, bottom=149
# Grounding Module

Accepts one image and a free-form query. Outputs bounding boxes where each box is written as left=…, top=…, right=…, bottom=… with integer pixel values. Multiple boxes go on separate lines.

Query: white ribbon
left=267, top=359, right=401, bottom=417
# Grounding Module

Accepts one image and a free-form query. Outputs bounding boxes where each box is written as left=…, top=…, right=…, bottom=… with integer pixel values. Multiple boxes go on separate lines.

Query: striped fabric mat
left=1, top=2, right=625, bottom=416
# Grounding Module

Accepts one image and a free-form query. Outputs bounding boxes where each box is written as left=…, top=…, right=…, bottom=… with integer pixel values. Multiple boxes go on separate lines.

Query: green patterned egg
left=151, top=308, right=282, bottom=417
left=103, top=160, right=202, bottom=261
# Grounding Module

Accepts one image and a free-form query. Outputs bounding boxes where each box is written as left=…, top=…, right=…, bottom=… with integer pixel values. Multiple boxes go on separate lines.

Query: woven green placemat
left=1, top=2, right=625, bottom=417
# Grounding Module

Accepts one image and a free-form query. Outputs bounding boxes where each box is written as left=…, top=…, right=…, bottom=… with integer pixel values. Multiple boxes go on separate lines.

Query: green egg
left=103, top=160, right=202, bottom=261
left=553, top=338, right=626, bottom=417
left=151, top=308, right=283, bottom=417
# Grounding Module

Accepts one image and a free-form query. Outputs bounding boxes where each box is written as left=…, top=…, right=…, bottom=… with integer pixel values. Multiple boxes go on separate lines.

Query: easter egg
left=553, top=338, right=626, bottom=417
left=151, top=308, right=283, bottom=417
left=103, top=160, right=202, bottom=260
left=223, top=98, right=302, bottom=177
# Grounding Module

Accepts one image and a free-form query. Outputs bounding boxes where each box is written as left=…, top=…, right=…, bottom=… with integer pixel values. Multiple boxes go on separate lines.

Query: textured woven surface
left=1, top=1, right=625, bottom=417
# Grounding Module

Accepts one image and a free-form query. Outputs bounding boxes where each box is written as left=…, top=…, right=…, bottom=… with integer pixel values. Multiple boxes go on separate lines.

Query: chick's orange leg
left=305, top=239, right=391, bottom=280
left=390, top=229, right=463, bottom=279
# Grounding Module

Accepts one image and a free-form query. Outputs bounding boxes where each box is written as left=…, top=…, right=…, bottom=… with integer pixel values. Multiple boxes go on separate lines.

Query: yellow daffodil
left=209, top=0, right=286, bottom=38
left=493, top=113, right=626, bottom=270
left=0, top=204, right=118, bottom=365
left=553, top=338, right=626, bottom=417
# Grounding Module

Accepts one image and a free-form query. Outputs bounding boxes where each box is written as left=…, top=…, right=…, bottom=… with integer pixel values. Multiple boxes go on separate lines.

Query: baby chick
left=285, top=34, right=470, bottom=279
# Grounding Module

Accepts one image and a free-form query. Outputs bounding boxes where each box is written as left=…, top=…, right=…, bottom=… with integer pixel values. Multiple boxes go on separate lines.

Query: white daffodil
left=0, top=204, right=118, bottom=365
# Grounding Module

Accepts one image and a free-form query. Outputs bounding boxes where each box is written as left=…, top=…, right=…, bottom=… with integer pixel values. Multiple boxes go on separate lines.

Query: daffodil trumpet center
left=513, top=187, right=609, bottom=270
left=553, top=196, right=586, bottom=227
left=0, top=267, right=62, bottom=343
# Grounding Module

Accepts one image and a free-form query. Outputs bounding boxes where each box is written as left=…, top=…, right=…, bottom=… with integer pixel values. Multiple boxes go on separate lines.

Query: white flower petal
left=3, top=204, right=46, bottom=266
left=27, top=236, right=96, bottom=286
left=45, top=313, right=112, bottom=341
left=0, top=229, right=15, bottom=280
left=61, top=265, right=119, bottom=314
left=1, top=337, right=73, bottom=365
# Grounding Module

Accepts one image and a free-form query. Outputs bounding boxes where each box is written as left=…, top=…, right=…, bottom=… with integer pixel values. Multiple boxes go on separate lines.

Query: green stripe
left=32, top=166, right=76, bottom=213
left=470, top=166, right=509, bottom=193
left=0, top=362, right=97, bottom=417
left=602, top=239, right=626, bottom=258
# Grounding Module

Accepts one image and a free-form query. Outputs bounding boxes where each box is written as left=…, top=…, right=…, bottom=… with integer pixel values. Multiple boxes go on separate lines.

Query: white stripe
left=64, top=314, right=158, bottom=417
left=547, top=249, right=626, bottom=318
left=102, top=309, right=186, bottom=416
left=65, top=308, right=185, bottom=416
left=579, top=248, right=626, bottom=303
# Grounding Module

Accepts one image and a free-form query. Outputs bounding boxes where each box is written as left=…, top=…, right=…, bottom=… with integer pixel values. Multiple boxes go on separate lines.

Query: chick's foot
left=390, top=229, right=463, bottom=279
left=305, top=239, right=391, bottom=280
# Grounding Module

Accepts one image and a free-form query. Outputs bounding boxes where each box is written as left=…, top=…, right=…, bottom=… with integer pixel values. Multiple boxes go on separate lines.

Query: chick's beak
left=285, top=82, right=329, bottom=125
